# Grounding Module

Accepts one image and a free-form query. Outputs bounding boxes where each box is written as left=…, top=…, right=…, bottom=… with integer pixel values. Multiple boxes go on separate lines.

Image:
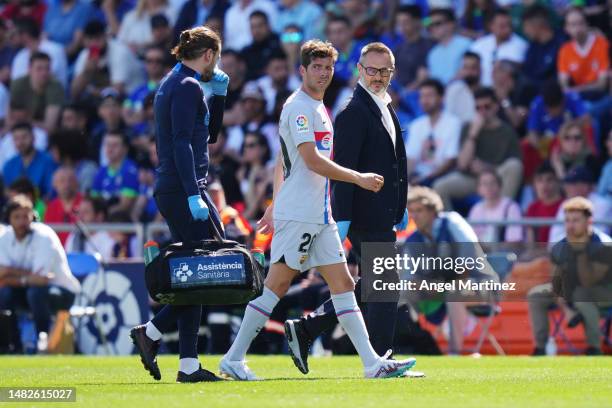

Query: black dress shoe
left=130, top=325, right=161, bottom=380
left=567, top=313, right=583, bottom=328
left=531, top=347, right=546, bottom=356
left=177, top=365, right=223, bottom=383
left=585, top=347, right=602, bottom=356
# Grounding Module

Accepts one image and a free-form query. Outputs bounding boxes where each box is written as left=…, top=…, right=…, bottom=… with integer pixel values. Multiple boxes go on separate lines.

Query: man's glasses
left=359, top=63, right=394, bottom=78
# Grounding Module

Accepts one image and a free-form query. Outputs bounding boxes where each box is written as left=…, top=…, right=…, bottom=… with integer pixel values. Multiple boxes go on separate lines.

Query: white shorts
left=270, top=220, right=346, bottom=272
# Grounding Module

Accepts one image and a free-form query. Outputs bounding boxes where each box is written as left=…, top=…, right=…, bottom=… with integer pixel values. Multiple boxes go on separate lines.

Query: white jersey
left=273, top=88, right=335, bottom=224
left=0, top=222, right=81, bottom=294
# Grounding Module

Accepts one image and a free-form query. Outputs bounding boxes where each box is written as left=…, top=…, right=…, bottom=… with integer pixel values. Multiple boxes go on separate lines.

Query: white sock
left=225, top=287, right=279, bottom=362
left=145, top=321, right=162, bottom=341
left=332, top=291, right=379, bottom=368
left=179, top=358, right=199, bottom=375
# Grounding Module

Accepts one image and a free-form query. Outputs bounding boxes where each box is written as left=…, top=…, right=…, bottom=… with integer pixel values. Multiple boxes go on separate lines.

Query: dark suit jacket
left=331, top=84, right=408, bottom=232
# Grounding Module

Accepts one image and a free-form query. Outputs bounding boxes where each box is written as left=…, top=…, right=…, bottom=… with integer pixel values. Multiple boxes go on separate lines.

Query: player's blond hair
left=562, top=196, right=593, bottom=218
left=407, top=186, right=444, bottom=213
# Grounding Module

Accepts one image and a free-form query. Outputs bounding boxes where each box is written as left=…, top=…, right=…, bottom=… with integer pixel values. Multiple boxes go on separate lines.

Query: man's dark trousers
left=152, top=188, right=224, bottom=358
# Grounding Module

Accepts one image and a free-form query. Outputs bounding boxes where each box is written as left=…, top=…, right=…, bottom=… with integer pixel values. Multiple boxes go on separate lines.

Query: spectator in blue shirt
left=426, top=8, right=472, bottom=85
left=325, top=16, right=363, bottom=83
left=173, top=0, right=229, bottom=44
left=43, top=0, right=94, bottom=58
left=527, top=79, right=588, bottom=143
left=521, top=5, right=564, bottom=86
left=275, top=0, right=323, bottom=41
left=90, top=131, right=140, bottom=215
left=2, top=122, right=58, bottom=199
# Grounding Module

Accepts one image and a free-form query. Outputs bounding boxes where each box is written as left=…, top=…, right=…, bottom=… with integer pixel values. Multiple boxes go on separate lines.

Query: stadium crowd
left=0, top=0, right=611, bottom=356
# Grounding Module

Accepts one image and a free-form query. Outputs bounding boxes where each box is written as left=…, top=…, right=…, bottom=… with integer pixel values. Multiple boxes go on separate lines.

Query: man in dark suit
left=284, top=42, right=409, bottom=374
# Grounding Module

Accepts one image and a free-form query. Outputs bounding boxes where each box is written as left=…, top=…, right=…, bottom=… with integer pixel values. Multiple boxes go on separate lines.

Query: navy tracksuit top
left=154, top=63, right=224, bottom=197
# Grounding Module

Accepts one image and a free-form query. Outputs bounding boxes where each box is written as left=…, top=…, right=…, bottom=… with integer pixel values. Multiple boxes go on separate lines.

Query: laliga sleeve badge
left=296, top=114, right=309, bottom=133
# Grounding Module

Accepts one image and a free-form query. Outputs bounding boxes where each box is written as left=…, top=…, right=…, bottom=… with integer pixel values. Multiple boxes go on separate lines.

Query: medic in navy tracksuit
left=130, top=27, right=229, bottom=383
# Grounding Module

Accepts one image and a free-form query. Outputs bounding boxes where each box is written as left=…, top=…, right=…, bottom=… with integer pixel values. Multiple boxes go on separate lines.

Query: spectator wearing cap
left=549, top=165, right=612, bottom=244
left=223, top=0, right=278, bottom=51
left=255, top=50, right=300, bottom=116
left=226, top=81, right=279, bottom=158
left=0, top=102, right=48, bottom=169
left=117, top=0, right=177, bottom=53
left=90, top=88, right=131, bottom=164
left=325, top=16, right=363, bottom=84
left=42, top=0, right=94, bottom=58
left=123, top=46, right=169, bottom=128
left=2, top=122, right=58, bottom=200
left=90, top=131, right=140, bottom=216
left=443, top=51, right=481, bottom=124
left=44, top=166, right=83, bottom=245
left=525, top=162, right=563, bottom=243
left=11, top=18, right=68, bottom=88
left=71, top=20, right=144, bottom=99
left=275, top=0, right=322, bottom=42
left=47, top=129, right=98, bottom=193
left=469, top=9, right=527, bottom=86
left=426, top=8, right=472, bottom=86
left=241, top=11, right=283, bottom=80
left=433, top=87, right=522, bottom=210
left=392, top=5, right=433, bottom=90
left=521, top=5, right=564, bottom=87
left=558, top=7, right=609, bottom=98
left=10, top=52, right=64, bottom=133
left=173, top=0, right=229, bottom=42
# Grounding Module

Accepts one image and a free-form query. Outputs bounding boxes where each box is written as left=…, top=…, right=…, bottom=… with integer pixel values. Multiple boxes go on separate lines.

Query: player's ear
left=299, top=64, right=305, bottom=77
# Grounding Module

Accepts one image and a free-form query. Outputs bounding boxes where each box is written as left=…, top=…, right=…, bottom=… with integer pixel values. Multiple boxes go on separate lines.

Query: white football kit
left=271, top=89, right=346, bottom=271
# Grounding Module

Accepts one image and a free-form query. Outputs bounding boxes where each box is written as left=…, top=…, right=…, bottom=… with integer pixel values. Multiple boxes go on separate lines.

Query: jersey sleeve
left=286, top=102, right=316, bottom=148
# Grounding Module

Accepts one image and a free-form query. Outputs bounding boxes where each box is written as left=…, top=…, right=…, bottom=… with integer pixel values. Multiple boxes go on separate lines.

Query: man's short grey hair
left=359, top=42, right=395, bottom=66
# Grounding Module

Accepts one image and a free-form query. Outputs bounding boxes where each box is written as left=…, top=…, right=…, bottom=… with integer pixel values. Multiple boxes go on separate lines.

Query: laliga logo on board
left=174, top=263, right=194, bottom=283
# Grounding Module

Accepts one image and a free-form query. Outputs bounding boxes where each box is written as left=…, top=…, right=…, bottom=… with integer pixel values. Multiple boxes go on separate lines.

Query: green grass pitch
left=1, top=355, right=611, bottom=408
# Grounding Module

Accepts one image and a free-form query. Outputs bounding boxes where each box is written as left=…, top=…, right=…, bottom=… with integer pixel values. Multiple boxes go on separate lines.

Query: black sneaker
left=567, top=313, right=583, bottom=328
left=531, top=347, right=546, bottom=356
left=284, top=319, right=312, bottom=374
left=585, top=347, right=602, bottom=356
left=177, top=365, right=223, bottom=383
left=130, top=325, right=161, bottom=381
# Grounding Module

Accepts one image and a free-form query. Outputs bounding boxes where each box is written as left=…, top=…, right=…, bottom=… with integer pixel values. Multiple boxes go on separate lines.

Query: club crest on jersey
left=315, top=131, right=332, bottom=151
left=296, top=114, right=309, bottom=133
